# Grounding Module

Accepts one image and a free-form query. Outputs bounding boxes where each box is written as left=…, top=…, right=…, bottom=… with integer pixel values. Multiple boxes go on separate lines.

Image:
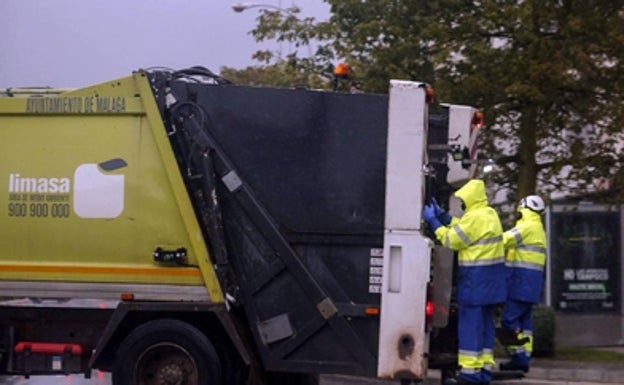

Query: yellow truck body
left=0, top=72, right=222, bottom=301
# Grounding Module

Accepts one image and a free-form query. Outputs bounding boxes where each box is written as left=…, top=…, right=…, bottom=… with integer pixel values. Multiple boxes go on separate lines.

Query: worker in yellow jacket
left=423, top=179, right=506, bottom=385
left=499, top=195, right=547, bottom=373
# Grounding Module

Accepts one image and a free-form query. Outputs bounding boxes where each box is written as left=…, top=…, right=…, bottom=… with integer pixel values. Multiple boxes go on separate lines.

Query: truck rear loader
left=0, top=67, right=482, bottom=385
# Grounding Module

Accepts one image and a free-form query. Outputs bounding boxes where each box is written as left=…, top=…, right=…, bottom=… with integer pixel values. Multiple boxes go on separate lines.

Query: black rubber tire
left=112, top=319, right=221, bottom=385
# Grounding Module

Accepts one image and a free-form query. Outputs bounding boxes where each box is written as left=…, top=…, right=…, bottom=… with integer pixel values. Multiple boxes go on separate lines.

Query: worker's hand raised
left=422, top=204, right=437, bottom=222
left=431, top=197, right=452, bottom=225
left=422, top=204, right=443, bottom=231
left=431, top=198, right=445, bottom=217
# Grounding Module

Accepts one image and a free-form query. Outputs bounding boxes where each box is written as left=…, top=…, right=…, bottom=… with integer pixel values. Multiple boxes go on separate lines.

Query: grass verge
left=552, top=346, right=624, bottom=363
left=496, top=341, right=624, bottom=363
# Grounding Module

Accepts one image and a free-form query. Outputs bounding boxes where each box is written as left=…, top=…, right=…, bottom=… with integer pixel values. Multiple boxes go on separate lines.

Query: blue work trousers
left=458, top=304, right=497, bottom=384
left=500, top=298, right=533, bottom=367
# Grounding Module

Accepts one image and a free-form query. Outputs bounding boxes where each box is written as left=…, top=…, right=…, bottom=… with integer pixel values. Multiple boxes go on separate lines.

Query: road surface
left=0, top=373, right=423, bottom=385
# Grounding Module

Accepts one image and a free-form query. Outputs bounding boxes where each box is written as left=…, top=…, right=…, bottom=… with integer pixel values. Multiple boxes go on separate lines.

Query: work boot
left=499, top=361, right=529, bottom=373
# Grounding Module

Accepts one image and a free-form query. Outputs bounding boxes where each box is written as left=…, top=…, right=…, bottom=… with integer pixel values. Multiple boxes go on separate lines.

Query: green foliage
left=532, top=305, right=556, bottom=357
left=220, top=61, right=331, bottom=89
left=495, top=305, right=556, bottom=358
left=436, top=1, right=624, bottom=201
left=230, top=0, right=624, bottom=202
left=240, top=6, right=340, bottom=89
left=554, top=346, right=624, bottom=363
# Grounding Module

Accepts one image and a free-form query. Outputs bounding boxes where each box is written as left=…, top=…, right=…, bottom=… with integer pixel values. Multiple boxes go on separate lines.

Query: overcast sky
left=0, top=0, right=330, bottom=88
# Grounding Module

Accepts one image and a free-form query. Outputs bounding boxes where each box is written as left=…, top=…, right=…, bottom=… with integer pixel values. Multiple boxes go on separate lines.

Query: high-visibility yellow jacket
left=434, top=179, right=506, bottom=305
left=503, top=208, right=547, bottom=303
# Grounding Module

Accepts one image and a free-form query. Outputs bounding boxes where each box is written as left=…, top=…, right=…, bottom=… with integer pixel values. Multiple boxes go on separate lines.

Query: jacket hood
left=454, top=179, right=488, bottom=209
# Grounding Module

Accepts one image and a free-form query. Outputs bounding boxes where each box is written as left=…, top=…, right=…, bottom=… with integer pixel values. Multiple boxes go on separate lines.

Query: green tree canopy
left=227, top=0, right=624, bottom=203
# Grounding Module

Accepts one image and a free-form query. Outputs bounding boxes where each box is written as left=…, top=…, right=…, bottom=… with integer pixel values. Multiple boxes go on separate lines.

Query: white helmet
left=519, top=195, right=545, bottom=213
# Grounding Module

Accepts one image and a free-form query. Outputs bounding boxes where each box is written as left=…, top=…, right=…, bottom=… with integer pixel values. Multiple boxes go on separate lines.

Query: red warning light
left=426, top=301, right=434, bottom=317
left=472, top=110, right=484, bottom=126
left=425, top=87, right=435, bottom=104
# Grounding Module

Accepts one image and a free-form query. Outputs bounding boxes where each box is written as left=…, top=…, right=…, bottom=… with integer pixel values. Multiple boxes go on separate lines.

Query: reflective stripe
left=447, top=224, right=503, bottom=249
left=459, top=349, right=479, bottom=357
left=459, top=256, right=505, bottom=267
left=450, top=224, right=472, bottom=246
left=481, top=348, right=495, bottom=369
left=474, top=235, right=503, bottom=245
left=517, top=244, right=547, bottom=254
left=521, top=331, right=534, bottom=354
left=506, top=260, right=545, bottom=272
left=458, top=349, right=483, bottom=371
left=510, top=227, right=546, bottom=254
left=507, top=331, right=533, bottom=354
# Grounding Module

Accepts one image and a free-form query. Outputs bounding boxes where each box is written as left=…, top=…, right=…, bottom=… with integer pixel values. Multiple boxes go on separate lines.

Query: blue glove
left=422, top=204, right=436, bottom=222
left=422, top=204, right=442, bottom=231
left=431, top=197, right=445, bottom=217
left=431, top=198, right=453, bottom=225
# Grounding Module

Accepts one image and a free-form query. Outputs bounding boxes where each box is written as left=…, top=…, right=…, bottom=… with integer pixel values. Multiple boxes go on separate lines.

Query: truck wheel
left=112, top=319, right=221, bottom=385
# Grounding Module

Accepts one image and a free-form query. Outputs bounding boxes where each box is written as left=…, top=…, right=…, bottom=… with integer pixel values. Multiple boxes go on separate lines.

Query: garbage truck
left=0, top=67, right=483, bottom=385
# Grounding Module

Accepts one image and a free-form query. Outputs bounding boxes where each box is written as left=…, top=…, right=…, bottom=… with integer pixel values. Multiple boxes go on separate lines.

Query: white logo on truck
left=6, top=158, right=127, bottom=219
left=8, top=175, right=71, bottom=193
left=73, top=159, right=127, bottom=219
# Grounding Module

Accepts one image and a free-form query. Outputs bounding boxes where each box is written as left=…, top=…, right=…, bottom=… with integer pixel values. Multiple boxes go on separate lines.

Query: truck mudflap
left=149, top=68, right=387, bottom=376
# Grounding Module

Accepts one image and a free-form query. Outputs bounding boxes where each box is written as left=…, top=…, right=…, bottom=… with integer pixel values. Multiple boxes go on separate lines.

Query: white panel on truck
left=378, top=80, right=432, bottom=380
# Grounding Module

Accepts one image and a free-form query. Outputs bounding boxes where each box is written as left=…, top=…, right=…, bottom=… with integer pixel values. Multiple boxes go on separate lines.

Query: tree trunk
left=516, top=106, right=538, bottom=201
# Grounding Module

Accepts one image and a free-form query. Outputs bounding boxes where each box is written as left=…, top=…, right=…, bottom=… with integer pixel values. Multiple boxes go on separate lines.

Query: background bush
left=532, top=305, right=556, bottom=357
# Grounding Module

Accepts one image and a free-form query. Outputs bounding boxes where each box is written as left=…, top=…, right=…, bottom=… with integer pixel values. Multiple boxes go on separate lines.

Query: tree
left=433, top=1, right=624, bottom=203
left=221, top=7, right=336, bottom=89
left=232, top=0, right=624, bottom=203
left=220, top=63, right=328, bottom=89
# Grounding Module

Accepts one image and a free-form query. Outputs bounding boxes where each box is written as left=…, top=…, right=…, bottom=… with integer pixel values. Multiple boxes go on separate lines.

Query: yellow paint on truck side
left=0, top=71, right=224, bottom=303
